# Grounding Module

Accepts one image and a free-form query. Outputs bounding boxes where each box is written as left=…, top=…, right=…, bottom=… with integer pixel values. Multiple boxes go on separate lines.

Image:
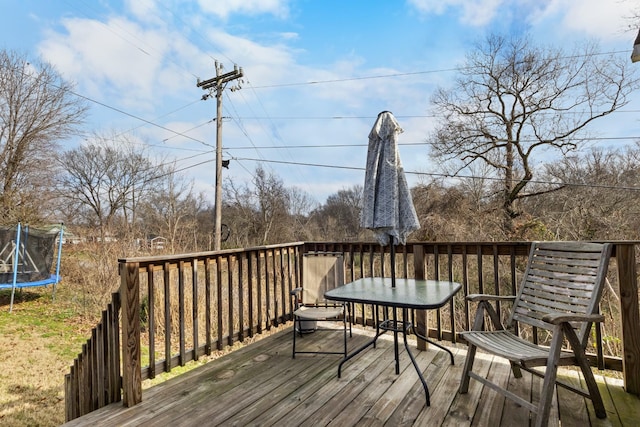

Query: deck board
left=63, top=326, right=640, bottom=427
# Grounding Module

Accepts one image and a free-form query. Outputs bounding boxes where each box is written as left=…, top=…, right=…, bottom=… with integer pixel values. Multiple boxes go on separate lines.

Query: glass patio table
left=324, top=277, right=462, bottom=406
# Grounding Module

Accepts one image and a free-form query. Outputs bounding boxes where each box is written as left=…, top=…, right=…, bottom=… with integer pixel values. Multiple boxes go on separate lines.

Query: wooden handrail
left=64, top=240, right=640, bottom=421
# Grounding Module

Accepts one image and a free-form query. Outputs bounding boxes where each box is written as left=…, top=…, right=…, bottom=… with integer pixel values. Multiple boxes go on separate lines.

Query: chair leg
left=459, top=343, right=477, bottom=393
left=461, top=303, right=487, bottom=394
left=342, top=312, right=348, bottom=357
left=510, top=361, right=523, bottom=378
left=292, top=317, right=297, bottom=358
left=534, top=327, right=564, bottom=427
left=563, top=324, right=606, bottom=419
left=579, top=361, right=606, bottom=418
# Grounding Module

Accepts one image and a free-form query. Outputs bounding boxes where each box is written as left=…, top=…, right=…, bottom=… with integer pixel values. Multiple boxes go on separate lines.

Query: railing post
left=121, top=261, right=142, bottom=406
left=413, top=245, right=428, bottom=351
left=615, top=243, right=640, bottom=395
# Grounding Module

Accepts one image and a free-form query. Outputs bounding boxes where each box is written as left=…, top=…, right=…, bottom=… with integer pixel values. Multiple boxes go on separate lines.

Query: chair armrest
left=542, top=313, right=605, bottom=324
left=290, top=287, right=303, bottom=310
left=466, top=294, right=516, bottom=303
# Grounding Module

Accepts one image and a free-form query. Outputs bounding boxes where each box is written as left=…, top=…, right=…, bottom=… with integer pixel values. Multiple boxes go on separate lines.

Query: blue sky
left=1, top=0, right=639, bottom=206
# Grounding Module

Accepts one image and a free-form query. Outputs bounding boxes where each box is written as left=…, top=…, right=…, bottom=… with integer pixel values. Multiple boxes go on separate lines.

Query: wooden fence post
left=615, top=243, right=640, bottom=395
left=121, top=261, right=142, bottom=406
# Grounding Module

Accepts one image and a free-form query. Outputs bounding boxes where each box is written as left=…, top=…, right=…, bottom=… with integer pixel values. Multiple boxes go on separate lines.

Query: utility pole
left=197, top=62, right=243, bottom=251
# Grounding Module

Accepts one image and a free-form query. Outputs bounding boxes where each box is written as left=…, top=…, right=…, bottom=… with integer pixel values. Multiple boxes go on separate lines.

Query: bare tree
left=287, top=186, right=319, bottom=241
left=311, top=185, right=363, bottom=241
left=429, top=34, right=639, bottom=235
left=0, top=49, right=88, bottom=223
left=138, top=167, right=204, bottom=253
left=531, top=145, right=640, bottom=240
left=57, top=132, right=156, bottom=240
left=223, top=166, right=314, bottom=246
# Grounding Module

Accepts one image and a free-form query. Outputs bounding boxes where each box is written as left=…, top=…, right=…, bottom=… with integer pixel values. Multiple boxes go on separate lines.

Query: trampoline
left=0, top=223, right=63, bottom=312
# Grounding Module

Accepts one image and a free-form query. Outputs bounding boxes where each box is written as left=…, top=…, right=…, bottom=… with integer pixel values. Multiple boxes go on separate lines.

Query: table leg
left=402, top=322, right=431, bottom=406
left=337, top=306, right=381, bottom=378
left=393, top=307, right=400, bottom=374
left=411, top=309, right=455, bottom=365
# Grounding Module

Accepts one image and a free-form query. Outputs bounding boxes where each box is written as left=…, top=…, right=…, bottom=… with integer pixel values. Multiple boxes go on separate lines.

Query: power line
left=223, top=135, right=640, bottom=151
left=232, top=156, right=640, bottom=192
left=249, top=50, right=630, bottom=89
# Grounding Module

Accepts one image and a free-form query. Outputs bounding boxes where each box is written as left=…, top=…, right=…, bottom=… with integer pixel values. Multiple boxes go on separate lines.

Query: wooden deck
left=64, top=326, right=640, bottom=426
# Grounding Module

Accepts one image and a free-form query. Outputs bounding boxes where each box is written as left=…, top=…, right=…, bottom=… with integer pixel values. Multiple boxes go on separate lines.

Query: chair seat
left=461, top=330, right=573, bottom=364
left=294, top=305, right=344, bottom=320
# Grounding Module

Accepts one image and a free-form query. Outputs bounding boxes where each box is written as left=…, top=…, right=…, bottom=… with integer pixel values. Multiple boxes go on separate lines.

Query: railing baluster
left=216, top=255, right=223, bottom=350
left=147, top=264, right=155, bottom=378
left=163, top=262, right=171, bottom=372
left=247, top=251, right=254, bottom=337
left=493, top=244, right=501, bottom=320
left=227, top=254, right=234, bottom=347
left=192, top=259, right=199, bottom=361
left=265, top=250, right=272, bottom=330
left=257, top=250, right=263, bottom=334
left=238, top=252, right=245, bottom=341
left=462, top=245, right=469, bottom=333
left=205, top=257, right=212, bottom=355
left=178, top=260, right=185, bottom=366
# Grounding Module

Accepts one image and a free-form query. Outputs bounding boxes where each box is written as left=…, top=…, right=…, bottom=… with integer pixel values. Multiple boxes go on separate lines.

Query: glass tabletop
left=324, top=277, right=461, bottom=309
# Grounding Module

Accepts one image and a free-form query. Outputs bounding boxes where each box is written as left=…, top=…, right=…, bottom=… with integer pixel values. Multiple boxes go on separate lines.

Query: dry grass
left=0, top=285, right=94, bottom=426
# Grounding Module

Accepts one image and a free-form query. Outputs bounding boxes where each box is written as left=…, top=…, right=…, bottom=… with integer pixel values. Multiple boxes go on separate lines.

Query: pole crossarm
left=197, top=66, right=244, bottom=90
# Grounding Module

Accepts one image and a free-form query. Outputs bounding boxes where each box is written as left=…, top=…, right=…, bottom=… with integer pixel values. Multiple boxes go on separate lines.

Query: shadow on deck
left=63, top=326, right=640, bottom=426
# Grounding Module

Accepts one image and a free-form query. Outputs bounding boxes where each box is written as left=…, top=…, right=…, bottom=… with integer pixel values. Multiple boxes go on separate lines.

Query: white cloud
left=408, top=0, right=505, bottom=26
left=196, top=0, right=290, bottom=20
left=124, top=0, right=161, bottom=24
left=37, top=16, right=201, bottom=109
left=549, top=0, right=636, bottom=42
left=516, top=0, right=639, bottom=42
left=408, top=0, right=636, bottom=40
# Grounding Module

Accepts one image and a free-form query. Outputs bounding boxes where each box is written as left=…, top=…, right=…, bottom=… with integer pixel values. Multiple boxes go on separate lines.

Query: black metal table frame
left=324, top=278, right=461, bottom=406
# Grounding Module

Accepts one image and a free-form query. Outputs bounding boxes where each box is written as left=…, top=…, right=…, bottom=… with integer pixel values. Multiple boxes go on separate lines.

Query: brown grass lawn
left=0, top=285, right=95, bottom=426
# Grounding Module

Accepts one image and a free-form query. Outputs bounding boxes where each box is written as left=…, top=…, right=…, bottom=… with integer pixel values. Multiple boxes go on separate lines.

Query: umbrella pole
left=390, top=243, right=396, bottom=287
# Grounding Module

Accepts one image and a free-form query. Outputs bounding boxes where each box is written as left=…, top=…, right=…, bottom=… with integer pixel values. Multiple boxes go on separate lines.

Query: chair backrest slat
left=302, top=252, right=344, bottom=304
left=509, top=241, right=612, bottom=347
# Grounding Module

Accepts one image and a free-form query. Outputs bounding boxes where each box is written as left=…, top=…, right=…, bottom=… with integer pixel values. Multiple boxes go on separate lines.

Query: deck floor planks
left=441, top=351, right=493, bottom=426
left=583, top=370, right=622, bottom=427
left=271, top=333, right=400, bottom=426
left=556, top=369, right=591, bottom=427
left=502, top=367, right=535, bottom=426
left=412, top=349, right=467, bottom=426
left=353, top=345, right=442, bottom=426
left=470, top=355, right=512, bottom=426
left=155, top=333, right=341, bottom=426
left=603, top=375, right=640, bottom=426
left=226, top=333, right=375, bottom=426
left=62, top=326, right=640, bottom=427
left=298, top=334, right=411, bottom=427
left=140, top=335, right=298, bottom=425
left=382, top=348, right=462, bottom=427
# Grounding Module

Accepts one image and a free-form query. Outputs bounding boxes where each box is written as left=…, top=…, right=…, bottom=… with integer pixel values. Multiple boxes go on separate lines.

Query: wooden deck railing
left=64, top=241, right=640, bottom=422
left=64, top=292, right=121, bottom=420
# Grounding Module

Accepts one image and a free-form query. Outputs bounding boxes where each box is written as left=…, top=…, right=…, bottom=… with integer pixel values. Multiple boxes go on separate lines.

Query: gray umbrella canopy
left=360, top=111, right=420, bottom=247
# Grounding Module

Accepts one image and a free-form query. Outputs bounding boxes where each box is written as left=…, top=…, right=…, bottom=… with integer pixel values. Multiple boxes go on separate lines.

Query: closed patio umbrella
left=361, top=111, right=420, bottom=286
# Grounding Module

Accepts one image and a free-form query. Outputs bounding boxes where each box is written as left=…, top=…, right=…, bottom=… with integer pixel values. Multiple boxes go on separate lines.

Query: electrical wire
left=232, top=156, right=640, bottom=192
